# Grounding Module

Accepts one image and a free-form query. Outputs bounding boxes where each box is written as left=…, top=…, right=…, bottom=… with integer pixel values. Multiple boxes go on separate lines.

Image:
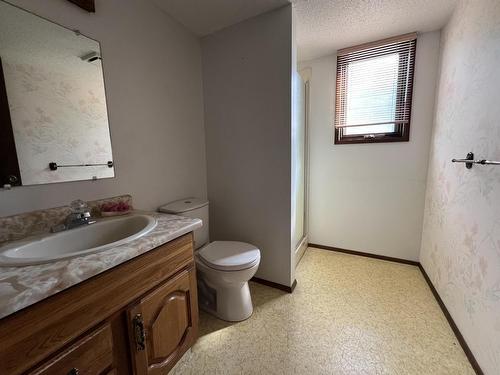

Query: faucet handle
left=69, top=199, right=90, bottom=214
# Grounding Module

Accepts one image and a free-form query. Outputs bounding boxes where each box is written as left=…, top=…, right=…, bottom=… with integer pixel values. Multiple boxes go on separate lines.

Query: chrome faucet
left=51, top=200, right=96, bottom=232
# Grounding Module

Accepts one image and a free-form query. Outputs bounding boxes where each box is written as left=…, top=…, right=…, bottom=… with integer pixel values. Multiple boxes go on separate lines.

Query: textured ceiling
left=150, top=0, right=290, bottom=36
left=293, top=0, right=458, bottom=61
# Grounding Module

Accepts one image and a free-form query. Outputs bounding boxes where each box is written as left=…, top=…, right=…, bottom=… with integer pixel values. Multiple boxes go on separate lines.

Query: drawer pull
left=133, top=313, right=146, bottom=351
left=68, top=368, right=79, bottom=375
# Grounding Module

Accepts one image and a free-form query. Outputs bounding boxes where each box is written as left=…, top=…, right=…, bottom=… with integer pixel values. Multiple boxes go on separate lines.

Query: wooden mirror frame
left=67, top=0, right=95, bottom=12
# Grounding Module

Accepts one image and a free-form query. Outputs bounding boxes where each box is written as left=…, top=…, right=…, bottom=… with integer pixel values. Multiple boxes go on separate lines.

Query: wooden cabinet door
left=127, top=267, right=198, bottom=375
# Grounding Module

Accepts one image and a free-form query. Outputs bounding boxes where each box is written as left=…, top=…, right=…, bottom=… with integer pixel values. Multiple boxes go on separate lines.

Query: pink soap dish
left=100, top=201, right=132, bottom=217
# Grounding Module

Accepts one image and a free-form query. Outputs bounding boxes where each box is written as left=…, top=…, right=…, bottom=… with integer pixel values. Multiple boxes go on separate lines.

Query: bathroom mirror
left=0, top=0, right=114, bottom=187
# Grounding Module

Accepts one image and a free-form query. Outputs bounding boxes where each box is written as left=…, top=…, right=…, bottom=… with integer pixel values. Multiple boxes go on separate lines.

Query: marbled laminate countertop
left=0, top=212, right=202, bottom=319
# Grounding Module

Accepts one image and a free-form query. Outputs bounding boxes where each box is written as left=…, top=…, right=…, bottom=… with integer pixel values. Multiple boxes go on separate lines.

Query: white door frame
left=295, top=68, right=311, bottom=267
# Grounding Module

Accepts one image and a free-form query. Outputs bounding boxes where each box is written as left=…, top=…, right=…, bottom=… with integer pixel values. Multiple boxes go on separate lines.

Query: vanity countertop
left=0, top=212, right=202, bottom=320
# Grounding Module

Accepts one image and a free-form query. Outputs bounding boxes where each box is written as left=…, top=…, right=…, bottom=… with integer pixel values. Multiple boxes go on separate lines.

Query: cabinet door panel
left=150, top=291, right=189, bottom=362
left=128, top=268, right=198, bottom=375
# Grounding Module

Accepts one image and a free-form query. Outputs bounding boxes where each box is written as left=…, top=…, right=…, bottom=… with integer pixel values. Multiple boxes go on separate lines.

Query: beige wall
left=0, top=0, right=207, bottom=216
left=202, top=6, right=294, bottom=287
left=299, top=31, right=441, bottom=261
left=420, top=1, right=500, bottom=373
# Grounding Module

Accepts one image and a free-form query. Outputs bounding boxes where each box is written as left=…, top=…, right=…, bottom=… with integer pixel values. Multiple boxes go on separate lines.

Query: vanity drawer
left=30, top=323, right=114, bottom=375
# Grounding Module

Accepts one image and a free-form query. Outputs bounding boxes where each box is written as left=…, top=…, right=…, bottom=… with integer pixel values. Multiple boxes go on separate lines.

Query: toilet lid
left=198, top=241, right=260, bottom=271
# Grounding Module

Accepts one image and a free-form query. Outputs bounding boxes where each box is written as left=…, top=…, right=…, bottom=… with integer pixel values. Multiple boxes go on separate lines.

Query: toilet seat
left=197, top=241, right=260, bottom=271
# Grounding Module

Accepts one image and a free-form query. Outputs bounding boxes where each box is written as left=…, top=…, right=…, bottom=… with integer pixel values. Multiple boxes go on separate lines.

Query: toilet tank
left=158, top=198, right=209, bottom=250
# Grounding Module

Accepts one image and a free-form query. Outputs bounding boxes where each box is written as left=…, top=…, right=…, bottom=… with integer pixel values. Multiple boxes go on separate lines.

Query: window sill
left=333, top=134, right=410, bottom=145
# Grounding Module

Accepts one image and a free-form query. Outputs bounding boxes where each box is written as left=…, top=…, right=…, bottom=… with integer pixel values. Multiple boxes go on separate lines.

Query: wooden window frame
left=334, top=33, right=417, bottom=145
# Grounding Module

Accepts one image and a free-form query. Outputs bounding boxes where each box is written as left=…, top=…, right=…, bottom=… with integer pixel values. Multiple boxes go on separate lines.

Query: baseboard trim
left=308, top=243, right=419, bottom=266
left=251, top=277, right=297, bottom=293
left=418, top=264, right=483, bottom=375
left=308, top=242, right=483, bottom=375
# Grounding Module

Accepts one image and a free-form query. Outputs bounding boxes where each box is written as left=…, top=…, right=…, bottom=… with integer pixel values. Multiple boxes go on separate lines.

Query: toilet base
left=198, top=278, right=254, bottom=322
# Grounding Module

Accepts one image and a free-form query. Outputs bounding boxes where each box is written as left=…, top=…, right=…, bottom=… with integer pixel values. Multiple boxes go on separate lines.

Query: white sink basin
left=0, top=214, right=157, bottom=266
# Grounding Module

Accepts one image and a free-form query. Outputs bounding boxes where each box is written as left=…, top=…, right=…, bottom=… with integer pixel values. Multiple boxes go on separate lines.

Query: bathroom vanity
left=0, top=1, right=203, bottom=372
left=0, top=210, right=202, bottom=375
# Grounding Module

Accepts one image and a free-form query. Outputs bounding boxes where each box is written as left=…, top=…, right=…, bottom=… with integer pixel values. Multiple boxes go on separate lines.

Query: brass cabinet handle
left=133, top=313, right=146, bottom=351
left=68, top=368, right=79, bottom=375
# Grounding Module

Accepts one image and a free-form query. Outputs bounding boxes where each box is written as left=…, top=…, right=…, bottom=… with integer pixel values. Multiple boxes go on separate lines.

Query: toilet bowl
left=196, top=241, right=260, bottom=321
left=158, top=199, right=261, bottom=322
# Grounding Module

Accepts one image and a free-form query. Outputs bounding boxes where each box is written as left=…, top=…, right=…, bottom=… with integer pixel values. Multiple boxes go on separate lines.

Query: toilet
left=159, top=198, right=261, bottom=322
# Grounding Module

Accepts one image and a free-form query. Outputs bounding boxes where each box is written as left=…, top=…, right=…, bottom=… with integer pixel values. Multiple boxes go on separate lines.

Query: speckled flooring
left=171, top=248, right=475, bottom=374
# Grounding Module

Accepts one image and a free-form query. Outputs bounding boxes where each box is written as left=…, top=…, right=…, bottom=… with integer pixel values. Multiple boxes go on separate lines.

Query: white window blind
left=335, top=33, right=417, bottom=137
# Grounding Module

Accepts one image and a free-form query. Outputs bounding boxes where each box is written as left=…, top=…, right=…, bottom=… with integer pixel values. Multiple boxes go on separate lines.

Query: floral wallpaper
left=420, top=0, right=500, bottom=373
left=2, top=50, right=114, bottom=185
